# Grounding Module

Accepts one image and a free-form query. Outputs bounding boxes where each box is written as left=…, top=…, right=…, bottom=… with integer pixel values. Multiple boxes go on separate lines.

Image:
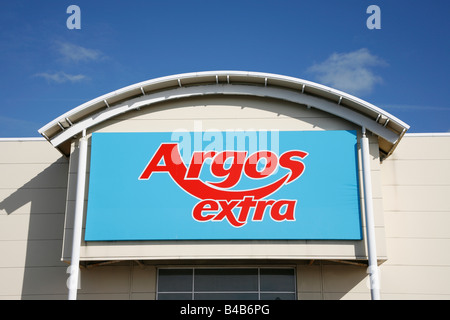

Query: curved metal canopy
left=38, top=71, right=409, bottom=158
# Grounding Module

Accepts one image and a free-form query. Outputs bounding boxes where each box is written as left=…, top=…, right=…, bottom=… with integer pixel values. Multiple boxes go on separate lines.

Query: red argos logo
left=139, top=143, right=308, bottom=227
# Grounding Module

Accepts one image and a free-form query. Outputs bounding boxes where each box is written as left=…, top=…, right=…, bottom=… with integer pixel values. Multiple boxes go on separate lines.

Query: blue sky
left=0, top=0, right=449, bottom=137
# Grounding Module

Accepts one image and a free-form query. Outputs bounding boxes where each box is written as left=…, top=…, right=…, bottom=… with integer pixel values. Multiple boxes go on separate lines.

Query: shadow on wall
left=0, top=160, right=69, bottom=299
left=302, top=261, right=371, bottom=300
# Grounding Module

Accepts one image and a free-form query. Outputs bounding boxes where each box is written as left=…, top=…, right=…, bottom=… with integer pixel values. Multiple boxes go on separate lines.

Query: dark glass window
left=260, top=268, right=296, bottom=292
left=195, top=268, right=258, bottom=292
left=158, top=292, right=193, bottom=300
left=157, top=267, right=296, bottom=300
left=158, top=269, right=192, bottom=292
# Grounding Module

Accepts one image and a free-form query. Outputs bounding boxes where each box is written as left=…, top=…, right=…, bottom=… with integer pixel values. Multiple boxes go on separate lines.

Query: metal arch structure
left=38, top=71, right=410, bottom=158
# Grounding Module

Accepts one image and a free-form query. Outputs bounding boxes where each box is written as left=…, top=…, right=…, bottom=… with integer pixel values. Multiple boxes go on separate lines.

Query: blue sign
left=84, top=130, right=362, bottom=241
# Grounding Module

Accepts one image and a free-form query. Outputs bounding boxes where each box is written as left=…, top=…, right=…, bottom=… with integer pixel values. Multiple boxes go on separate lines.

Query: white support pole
left=361, top=128, right=381, bottom=300
left=68, top=130, right=88, bottom=300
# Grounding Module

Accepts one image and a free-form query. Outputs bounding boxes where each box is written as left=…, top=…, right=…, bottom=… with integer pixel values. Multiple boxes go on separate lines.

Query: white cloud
left=56, top=41, right=104, bottom=63
left=33, top=72, right=87, bottom=83
left=32, top=42, right=102, bottom=84
left=307, top=48, right=387, bottom=96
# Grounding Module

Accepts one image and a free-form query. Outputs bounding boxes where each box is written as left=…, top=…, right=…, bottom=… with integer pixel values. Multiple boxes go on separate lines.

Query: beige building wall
left=379, top=134, right=450, bottom=299
left=0, top=139, right=68, bottom=299
left=1, top=112, right=449, bottom=300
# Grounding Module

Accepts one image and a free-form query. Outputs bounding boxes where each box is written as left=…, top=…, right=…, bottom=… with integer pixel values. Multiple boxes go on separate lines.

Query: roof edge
left=37, top=71, right=410, bottom=158
left=38, top=71, right=410, bottom=134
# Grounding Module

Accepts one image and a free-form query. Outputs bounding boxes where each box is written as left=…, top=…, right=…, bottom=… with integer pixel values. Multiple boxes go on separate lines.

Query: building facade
left=0, top=71, right=449, bottom=300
